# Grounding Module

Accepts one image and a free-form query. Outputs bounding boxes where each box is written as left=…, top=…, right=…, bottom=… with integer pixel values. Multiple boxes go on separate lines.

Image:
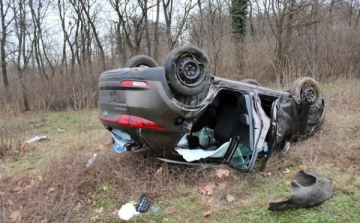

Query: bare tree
left=109, top=0, right=147, bottom=57
left=191, top=0, right=206, bottom=48
left=153, top=0, right=161, bottom=61
left=69, top=0, right=87, bottom=76
left=249, top=0, right=255, bottom=36
left=58, top=0, right=81, bottom=77
left=189, top=0, right=229, bottom=75
left=12, top=0, right=33, bottom=111
left=0, top=0, right=13, bottom=89
left=162, top=0, right=195, bottom=51
left=78, top=0, right=106, bottom=71
left=29, top=0, right=57, bottom=81
left=143, top=0, right=151, bottom=56
left=262, top=0, right=321, bottom=85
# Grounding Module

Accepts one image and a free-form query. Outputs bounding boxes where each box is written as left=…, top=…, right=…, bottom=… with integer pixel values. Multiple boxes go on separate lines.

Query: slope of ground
left=1, top=79, right=360, bottom=222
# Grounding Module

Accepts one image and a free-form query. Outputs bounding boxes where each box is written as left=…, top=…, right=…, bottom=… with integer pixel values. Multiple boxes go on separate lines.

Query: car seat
left=214, top=106, right=237, bottom=142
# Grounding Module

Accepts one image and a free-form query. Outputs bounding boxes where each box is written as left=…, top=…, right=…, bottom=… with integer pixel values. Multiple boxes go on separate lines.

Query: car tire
left=290, top=77, right=321, bottom=105
left=124, top=55, right=158, bottom=68
left=241, top=79, right=261, bottom=86
left=164, top=46, right=211, bottom=96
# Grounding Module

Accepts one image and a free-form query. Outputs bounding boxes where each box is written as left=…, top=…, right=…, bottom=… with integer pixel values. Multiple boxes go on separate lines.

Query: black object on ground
left=136, top=194, right=150, bottom=212
left=268, top=169, right=333, bottom=211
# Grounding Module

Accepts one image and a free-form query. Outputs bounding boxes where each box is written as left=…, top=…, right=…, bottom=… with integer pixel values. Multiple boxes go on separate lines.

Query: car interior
left=175, top=90, right=258, bottom=168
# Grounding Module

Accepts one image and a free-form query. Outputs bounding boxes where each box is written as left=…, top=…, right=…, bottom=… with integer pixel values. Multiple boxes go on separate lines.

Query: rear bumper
left=98, top=67, right=210, bottom=158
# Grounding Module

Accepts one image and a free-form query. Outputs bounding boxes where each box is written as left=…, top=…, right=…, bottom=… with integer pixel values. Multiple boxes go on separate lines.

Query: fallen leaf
left=97, top=143, right=111, bottom=151
left=156, top=167, right=163, bottom=175
left=97, top=145, right=105, bottom=150
left=30, top=179, right=36, bottom=186
left=218, top=182, right=227, bottom=191
left=102, top=186, right=108, bottom=191
left=9, top=210, right=21, bottom=222
left=199, top=183, right=216, bottom=196
left=207, top=198, right=214, bottom=207
left=241, top=199, right=250, bottom=206
left=262, top=172, right=272, bottom=177
left=286, top=180, right=292, bottom=185
left=283, top=168, right=291, bottom=174
left=203, top=210, right=211, bottom=217
left=73, top=202, right=82, bottom=212
left=47, top=187, right=56, bottom=194
left=94, top=206, right=104, bottom=213
left=216, top=169, right=230, bottom=178
left=226, top=194, right=235, bottom=203
left=90, top=200, right=97, bottom=207
left=37, top=175, right=43, bottom=181
left=12, top=186, right=21, bottom=193
left=163, top=218, right=169, bottom=222
left=20, top=144, right=26, bottom=152
left=22, top=184, right=32, bottom=191
left=57, top=128, right=65, bottom=132
left=90, top=215, right=99, bottom=221
left=299, top=165, right=307, bottom=170
left=40, top=219, right=47, bottom=223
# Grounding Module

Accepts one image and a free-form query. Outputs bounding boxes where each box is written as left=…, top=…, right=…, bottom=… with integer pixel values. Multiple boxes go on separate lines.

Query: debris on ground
left=24, top=136, right=49, bottom=144
left=117, top=194, right=152, bottom=221
left=117, top=203, right=139, bottom=221
left=86, top=153, right=97, bottom=167
left=268, top=169, right=333, bottom=211
left=149, top=206, right=158, bottom=213
left=136, top=194, right=150, bottom=212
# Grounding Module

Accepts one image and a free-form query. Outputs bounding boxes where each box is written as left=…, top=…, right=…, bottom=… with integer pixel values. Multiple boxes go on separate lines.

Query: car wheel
left=124, top=55, right=158, bottom=68
left=241, top=79, right=261, bottom=86
left=164, top=46, right=211, bottom=96
left=290, top=77, right=321, bottom=105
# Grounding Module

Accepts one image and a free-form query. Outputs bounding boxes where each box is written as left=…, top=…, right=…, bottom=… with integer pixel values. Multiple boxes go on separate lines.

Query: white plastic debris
left=24, top=136, right=49, bottom=144
left=176, top=141, right=230, bottom=162
left=118, top=203, right=140, bottom=221
left=86, top=153, right=97, bottom=167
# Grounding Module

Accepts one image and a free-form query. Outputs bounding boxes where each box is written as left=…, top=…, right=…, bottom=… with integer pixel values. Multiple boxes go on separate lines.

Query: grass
left=1, top=79, right=360, bottom=222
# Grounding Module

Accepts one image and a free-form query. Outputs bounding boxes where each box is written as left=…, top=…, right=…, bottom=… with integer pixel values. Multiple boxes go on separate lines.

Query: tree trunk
left=249, top=0, right=255, bottom=36
left=0, top=0, right=10, bottom=89
left=18, top=71, right=30, bottom=111
left=13, top=0, right=32, bottom=111
left=79, top=0, right=106, bottom=71
left=153, top=0, right=160, bottom=61
left=144, top=0, right=151, bottom=56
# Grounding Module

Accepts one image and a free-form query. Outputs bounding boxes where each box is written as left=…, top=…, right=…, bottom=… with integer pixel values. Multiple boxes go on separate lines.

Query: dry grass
left=0, top=119, right=26, bottom=158
left=1, top=79, right=360, bottom=222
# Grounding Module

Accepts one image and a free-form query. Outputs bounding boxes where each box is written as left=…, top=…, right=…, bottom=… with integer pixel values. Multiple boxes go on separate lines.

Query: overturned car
left=98, top=46, right=325, bottom=172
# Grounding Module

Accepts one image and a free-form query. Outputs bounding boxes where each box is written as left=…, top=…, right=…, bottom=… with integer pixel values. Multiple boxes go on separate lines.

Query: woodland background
left=0, top=0, right=359, bottom=113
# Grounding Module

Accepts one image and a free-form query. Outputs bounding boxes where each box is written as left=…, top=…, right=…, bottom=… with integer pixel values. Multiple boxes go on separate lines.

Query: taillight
left=99, top=115, right=165, bottom=130
left=120, top=80, right=148, bottom=87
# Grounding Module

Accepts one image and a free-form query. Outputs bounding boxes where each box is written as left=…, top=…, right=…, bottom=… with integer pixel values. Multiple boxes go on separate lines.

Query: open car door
left=224, top=91, right=270, bottom=171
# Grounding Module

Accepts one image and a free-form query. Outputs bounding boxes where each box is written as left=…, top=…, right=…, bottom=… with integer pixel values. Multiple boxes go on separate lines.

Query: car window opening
left=175, top=91, right=266, bottom=170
